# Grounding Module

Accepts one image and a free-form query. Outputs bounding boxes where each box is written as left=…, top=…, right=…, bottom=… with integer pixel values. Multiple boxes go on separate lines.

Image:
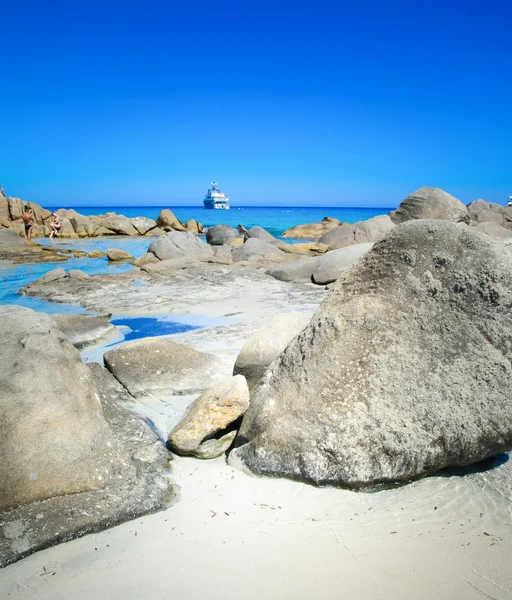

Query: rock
left=389, top=187, right=470, bottom=224
left=130, top=216, right=157, bottom=235
left=210, top=245, right=233, bottom=264
left=473, top=221, right=512, bottom=240
left=93, top=226, right=117, bottom=236
left=50, top=313, right=118, bottom=349
left=35, top=267, right=67, bottom=283
left=88, top=250, right=107, bottom=258
left=0, top=306, right=118, bottom=512
left=233, top=312, right=313, bottom=392
left=148, top=230, right=214, bottom=262
left=132, top=252, right=160, bottom=267
left=68, top=269, right=91, bottom=279
left=107, top=248, right=134, bottom=261
left=0, top=231, right=68, bottom=264
left=311, top=243, right=374, bottom=285
left=281, top=218, right=341, bottom=238
left=230, top=220, right=512, bottom=488
left=7, top=198, right=26, bottom=221
left=143, top=227, right=166, bottom=237
left=0, top=195, right=9, bottom=223
left=0, top=227, right=26, bottom=248
left=0, top=357, right=175, bottom=567
left=206, top=224, right=239, bottom=246
left=354, top=215, right=395, bottom=244
left=318, top=223, right=355, bottom=249
left=467, top=199, right=506, bottom=225
left=232, top=238, right=287, bottom=262
left=185, top=219, right=199, bottom=233
left=266, top=256, right=320, bottom=282
left=68, top=212, right=96, bottom=237
left=156, top=209, right=186, bottom=231
left=197, top=222, right=204, bottom=234
left=244, top=226, right=279, bottom=244
left=168, top=375, right=250, bottom=458
left=58, top=218, right=77, bottom=237
left=104, top=337, right=218, bottom=399
left=101, top=216, right=139, bottom=236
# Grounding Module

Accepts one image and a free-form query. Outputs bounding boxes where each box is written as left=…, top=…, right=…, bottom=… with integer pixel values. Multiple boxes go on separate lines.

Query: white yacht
left=203, top=181, right=230, bottom=210
left=508, top=196, right=512, bottom=208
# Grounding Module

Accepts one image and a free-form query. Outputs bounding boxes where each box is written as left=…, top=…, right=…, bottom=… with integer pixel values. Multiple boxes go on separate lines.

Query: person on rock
left=49, top=212, right=62, bottom=239
left=22, top=206, right=34, bottom=241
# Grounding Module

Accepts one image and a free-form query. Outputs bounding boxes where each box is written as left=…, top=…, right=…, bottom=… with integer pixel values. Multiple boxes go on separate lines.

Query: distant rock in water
left=230, top=220, right=512, bottom=488
left=281, top=217, right=341, bottom=239
left=389, top=187, right=469, bottom=224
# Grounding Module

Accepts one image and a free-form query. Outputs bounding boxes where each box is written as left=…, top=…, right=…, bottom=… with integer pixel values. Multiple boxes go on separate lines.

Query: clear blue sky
left=1, top=0, right=511, bottom=207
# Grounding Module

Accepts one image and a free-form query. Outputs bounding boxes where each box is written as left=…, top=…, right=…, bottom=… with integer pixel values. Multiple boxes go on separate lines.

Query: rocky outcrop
left=156, top=209, right=186, bottom=231
left=210, top=245, right=234, bottom=264
left=107, top=248, right=134, bottom=261
left=473, top=221, right=512, bottom=240
left=389, top=187, right=470, bottom=224
left=244, top=226, right=280, bottom=244
left=50, top=313, right=119, bottom=350
left=0, top=232, right=69, bottom=263
left=133, top=252, right=161, bottom=267
left=230, top=220, right=512, bottom=488
left=130, top=216, right=157, bottom=235
left=168, top=375, right=250, bottom=458
left=266, top=256, right=320, bottom=282
left=233, top=312, right=313, bottom=392
left=0, top=306, right=119, bottom=512
left=206, top=224, right=239, bottom=246
left=317, top=216, right=395, bottom=250
left=232, top=238, right=287, bottom=262
left=101, top=215, right=139, bottom=236
left=281, top=217, right=341, bottom=239
left=148, top=230, right=214, bottom=262
left=311, top=243, right=373, bottom=285
left=104, top=337, right=218, bottom=399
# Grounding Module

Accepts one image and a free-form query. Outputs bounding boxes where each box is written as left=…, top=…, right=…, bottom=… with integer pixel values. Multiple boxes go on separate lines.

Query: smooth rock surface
left=107, top=248, right=134, bottom=261
left=168, top=375, right=250, bottom=458
left=206, top=224, right=239, bottom=246
left=311, top=243, right=373, bottom=285
left=232, top=238, right=287, bottom=262
left=104, top=337, right=218, bottom=399
left=281, top=218, right=341, bottom=238
left=156, top=209, right=186, bottom=231
left=50, top=313, right=119, bottom=349
left=233, top=312, right=313, bottom=392
left=266, top=256, right=320, bottom=282
left=230, top=220, right=512, bottom=488
left=148, top=230, right=214, bottom=262
left=389, top=187, right=470, bottom=224
left=130, top=216, right=157, bottom=235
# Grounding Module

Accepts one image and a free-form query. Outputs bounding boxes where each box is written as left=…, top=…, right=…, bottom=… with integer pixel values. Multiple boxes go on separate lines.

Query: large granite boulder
left=148, top=230, right=214, bottom=262
left=130, top=216, right=157, bottom=235
left=168, top=375, right=250, bottom=458
left=50, top=313, right=119, bottom=350
left=104, top=337, right=218, bottom=399
left=389, top=187, right=469, bottom=224
left=318, top=223, right=355, bottom=249
left=101, top=215, right=139, bottom=236
left=156, top=209, right=186, bottom=231
left=230, top=220, right=512, bottom=488
left=233, top=312, right=313, bottom=392
left=244, top=226, right=280, bottom=244
left=206, top=224, right=239, bottom=246
left=232, top=238, right=287, bottom=262
left=311, top=243, right=373, bottom=285
left=467, top=200, right=512, bottom=230
left=0, top=306, right=118, bottom=512
left=281, top=217, right=341, bottom=238
left=354, top=215, right=395, bottom=244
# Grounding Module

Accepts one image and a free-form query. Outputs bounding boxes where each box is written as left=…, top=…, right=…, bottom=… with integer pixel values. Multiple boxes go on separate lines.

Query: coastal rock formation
left=133, top=252, right=161, bottom=267
left=232, top=238, right=287, bottom=262
left=107, top=248, right=134, bottom=261
left=0, top=306, right=119, bottom=512
left=317, top=216, right=395, bottom=250
left=148, top=230, right=214, bottom=262
left=156, top=209, right=186, bottom=231
left=230, top=220, right=512, bottom=488
left=233, top=312, right=313, bottom=392
left=0, top=229, right=68, bottom=263
left=130, top=216, right=157, bottom=235
left=104, top=337, right=218, bottom=399
left=311, top=243, right=373, bottom=285
left=206, top=224, right=239, bottom=246
left=244, top=226, right=280, bottom=244
left=389, top=187, right=469, bottom=224
left=467, top=199, right=512, bottom=231
left=50, top=313, right=119, bottom=350
left=210, top=245, right=234, bottom=264
left=266, top=243, right=372, bottom=284
left=168, top=375, right=250, bottom=459
left=281, top=217, right=341, bottom=239
left=101, top=215, right=139, bottom=236
left=473, top=221, right=512, bottom=240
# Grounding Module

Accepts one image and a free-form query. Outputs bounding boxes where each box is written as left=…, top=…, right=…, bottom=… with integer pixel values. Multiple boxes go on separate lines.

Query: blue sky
left=1, top=0, right=511, bottom=207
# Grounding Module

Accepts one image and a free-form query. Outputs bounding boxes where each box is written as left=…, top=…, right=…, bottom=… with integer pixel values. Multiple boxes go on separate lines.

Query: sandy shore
left=1, top=451, right=511, bottom=600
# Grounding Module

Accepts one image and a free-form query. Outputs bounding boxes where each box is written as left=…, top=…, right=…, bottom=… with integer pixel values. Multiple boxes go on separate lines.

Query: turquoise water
left=47, top=206, right=391, bottom=238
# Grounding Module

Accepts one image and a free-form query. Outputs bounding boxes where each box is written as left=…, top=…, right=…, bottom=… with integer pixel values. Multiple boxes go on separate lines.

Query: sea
left=1, top=205, right=392, bottom=341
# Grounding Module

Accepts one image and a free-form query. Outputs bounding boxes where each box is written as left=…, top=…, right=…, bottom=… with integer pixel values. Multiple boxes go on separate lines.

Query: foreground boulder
left=230, top=220, right=512, bottom=488
left=0, top=306, right=119, bottom=512
left=104, top=337, right=218, bottom=398
left=389, top=187, right=469, bottom=224
left=233, top=312, right=313, bottom=392
left=148, top=230, right=214, bottom=262
left=168, top=375, right=250, bottom=458
left=206, top=224, right=239, bottom=246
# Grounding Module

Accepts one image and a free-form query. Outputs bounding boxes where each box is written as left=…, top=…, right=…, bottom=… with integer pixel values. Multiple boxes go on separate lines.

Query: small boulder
left=36, top=267, right=67, bottom=284
left=233, top=312, right=313, bottom=392
left=88, top=250, right=107, bottom=258
left=232, top=238, right=287, bottom=262
left=132, top=252, right=160, bottom=267
left=281, top=218, right=341, bottom=239
left=103, top=337, right=218, bottom=399
left=130, top=216, right=157, bottom=235
left=156, top=209, right=186, bottom=231
left=206, top=224, right=239, bottom=246
left=107, top=248, right=134, bottom=261
left=389, top=187, right=470, bottom=224
left=68, top=269, right=91, bottom=279
left=311, top=243, right=373, bottom=285
left=148, top=230, right=214, bottom=262
left=168, top=375, right=250, bottom=459
left=101, top=216, right=139, bottom=236
left=266, top=256, right=320, bottom=282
